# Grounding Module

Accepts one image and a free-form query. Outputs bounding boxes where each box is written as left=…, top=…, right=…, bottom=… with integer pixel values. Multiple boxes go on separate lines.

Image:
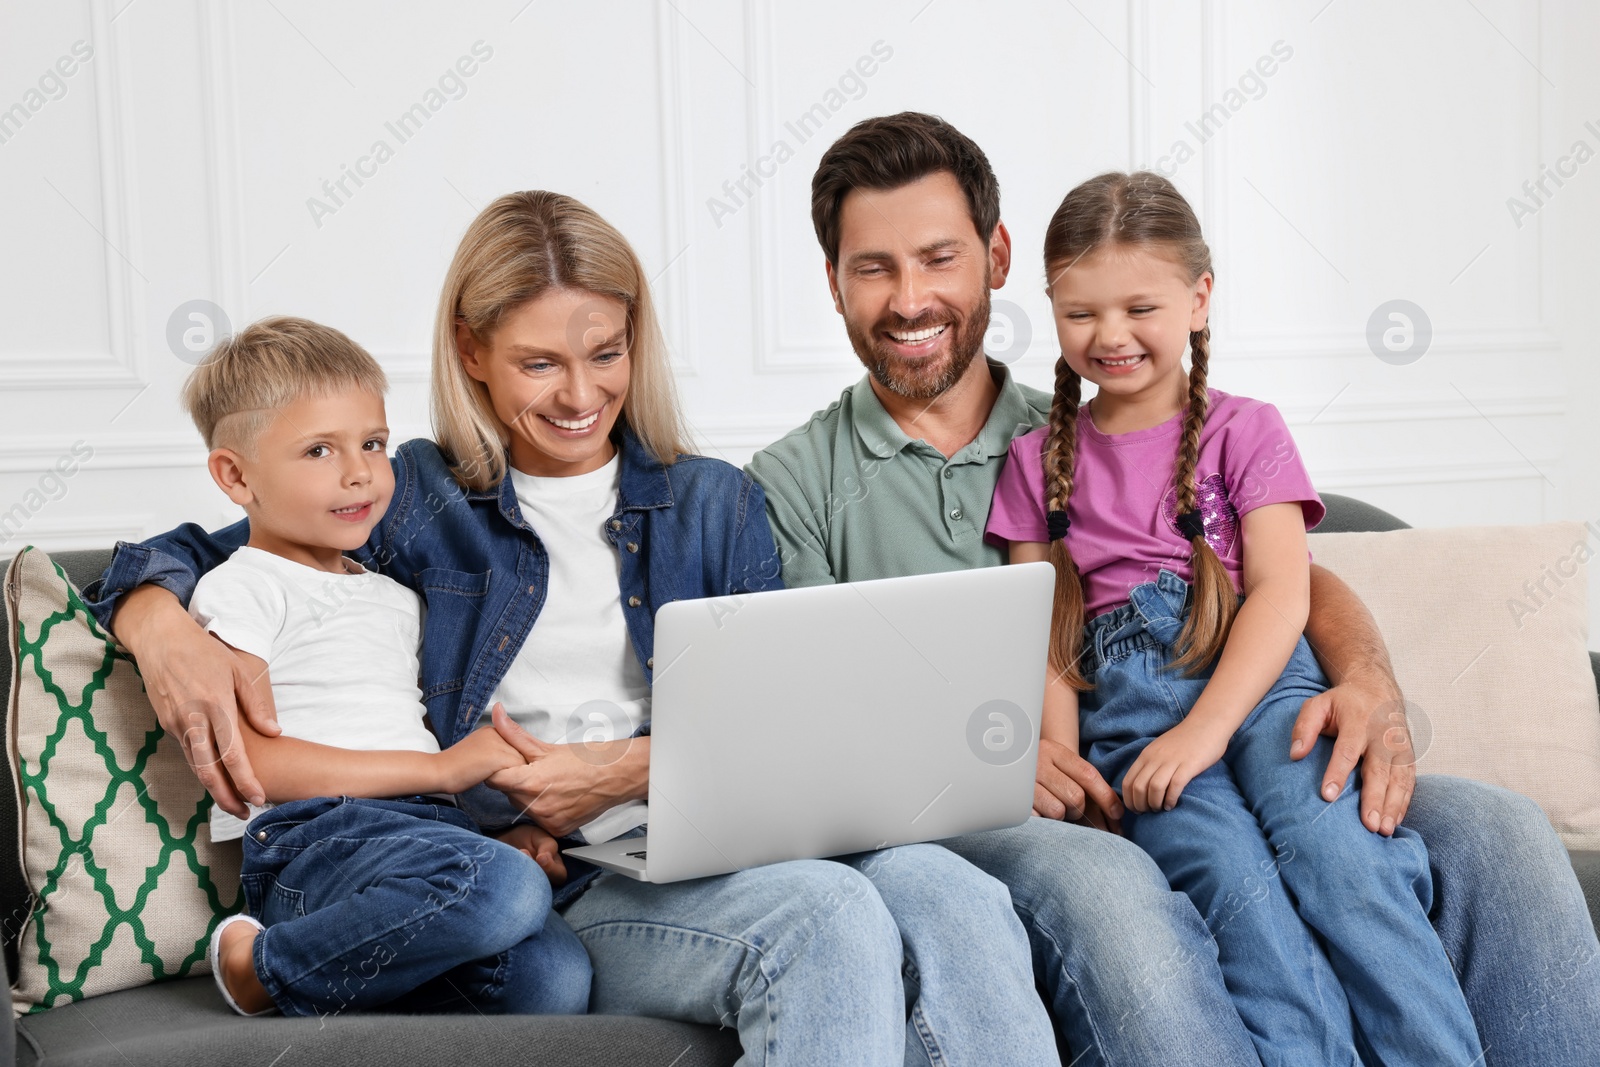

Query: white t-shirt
left=487, top=452, right=652, bottom=844
left=188, top=546, right=440, bottom=841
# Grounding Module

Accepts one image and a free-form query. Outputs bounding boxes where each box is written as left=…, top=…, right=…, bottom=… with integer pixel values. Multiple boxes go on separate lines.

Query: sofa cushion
left=14, top=975, right=741, bottom=1067
left=5, top=548, right=242, bottom=1015
left=1309, top=523, right=1600, bottom=849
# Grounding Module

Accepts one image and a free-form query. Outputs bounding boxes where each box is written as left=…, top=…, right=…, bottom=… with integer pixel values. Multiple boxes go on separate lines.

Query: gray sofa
left=4, top=493, right=1598, bottom=1066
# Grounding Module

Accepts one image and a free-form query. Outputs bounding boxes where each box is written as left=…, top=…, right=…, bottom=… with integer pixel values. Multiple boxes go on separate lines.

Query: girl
left=984, top=171, right=1482, bottom=1066
left=90, top=191, right=1059, bottom=1065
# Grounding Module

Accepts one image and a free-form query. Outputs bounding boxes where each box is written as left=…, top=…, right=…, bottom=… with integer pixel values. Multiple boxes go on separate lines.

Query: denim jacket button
left=647, top=656, right=654, bottom=668
left=609, top=519, right=622, bottom=531
left=628, top=596, right=642, bottom=607
left=255, top=830, right=268, bottom=842
left=626, top=542, right=639, bottom=553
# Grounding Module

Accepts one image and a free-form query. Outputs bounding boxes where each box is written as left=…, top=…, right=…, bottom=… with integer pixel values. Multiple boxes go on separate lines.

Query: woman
left=87, top=191, right=1060, bottom=1065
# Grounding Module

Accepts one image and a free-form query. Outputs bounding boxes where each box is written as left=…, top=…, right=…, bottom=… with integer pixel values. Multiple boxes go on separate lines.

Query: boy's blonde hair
left=182, top=316, right=389, bottom=456
left=431, top=190, right=693, bottom=491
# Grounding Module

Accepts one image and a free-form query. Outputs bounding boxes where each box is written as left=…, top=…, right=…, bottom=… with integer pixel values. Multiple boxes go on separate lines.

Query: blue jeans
left=1078, top=570, right=1481, bottom=1066
left=242, top=796, right=592, bottom=1018
left=558, top=843, right=1060, bottom=1067
left=939, top=818, right=1260, bottom=1066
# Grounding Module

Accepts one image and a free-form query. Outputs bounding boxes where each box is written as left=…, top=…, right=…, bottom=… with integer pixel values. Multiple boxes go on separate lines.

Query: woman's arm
left=221, top=642, right=526, bottom=800
left=1007, top=540, right=1122, bottom=831
left=111, top=584, right=278, bottom=815
left=486, top=705, right=649, bottom=838
left=1121, top=502, right=1310, bottom=813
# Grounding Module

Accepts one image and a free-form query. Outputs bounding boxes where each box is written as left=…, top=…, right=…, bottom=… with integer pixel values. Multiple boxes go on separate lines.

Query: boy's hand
left=439, top=727, right=526, bottom=794
left=494, top=824, right=568, bottom=887
left=1121, top=717, right=1231, bottom=814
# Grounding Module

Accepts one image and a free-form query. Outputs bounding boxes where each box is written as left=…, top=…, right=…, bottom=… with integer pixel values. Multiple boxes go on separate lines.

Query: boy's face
left=212, top=386, right=393, bottom=571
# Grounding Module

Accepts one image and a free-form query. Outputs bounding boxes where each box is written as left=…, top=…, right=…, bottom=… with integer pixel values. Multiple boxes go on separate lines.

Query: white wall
left=2, top=0, right=1597, bottom=635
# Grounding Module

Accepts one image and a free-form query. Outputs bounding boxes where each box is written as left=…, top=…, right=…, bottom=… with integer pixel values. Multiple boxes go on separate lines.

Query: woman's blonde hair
left=431, top=190, right=693, bottom=490
left=1041, top=171, right=1231, bottom=688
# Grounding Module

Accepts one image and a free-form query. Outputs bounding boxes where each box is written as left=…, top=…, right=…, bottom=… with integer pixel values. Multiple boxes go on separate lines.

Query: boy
left=183, top=316, right=590, bottom=1018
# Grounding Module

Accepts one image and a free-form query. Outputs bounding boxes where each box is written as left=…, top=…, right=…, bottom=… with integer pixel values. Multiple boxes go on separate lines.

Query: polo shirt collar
left=850, top=358, right=1037, bottom=462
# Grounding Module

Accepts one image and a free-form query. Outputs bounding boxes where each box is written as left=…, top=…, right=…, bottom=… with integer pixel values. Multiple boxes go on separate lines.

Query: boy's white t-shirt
left=187, top=546, right=439, bottom=842
left=486, top=452, right=652, bottom=845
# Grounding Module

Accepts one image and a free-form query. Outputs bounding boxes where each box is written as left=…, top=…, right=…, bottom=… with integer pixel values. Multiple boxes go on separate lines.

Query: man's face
left=827, top=171, right=1009, bottom=400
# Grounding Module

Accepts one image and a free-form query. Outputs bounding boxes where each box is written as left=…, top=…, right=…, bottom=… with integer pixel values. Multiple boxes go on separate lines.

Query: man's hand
left=115, top=586, right=281, bottom=816
left=494, top=823, right=568, bottom=887
left=484, top=704, right=648, bottom=838
left=1033, top=737, right=1123, bottom=833
left=1121, top=717, right=1231, bottom=814
left=1291, top=673, right=1415, bottom=836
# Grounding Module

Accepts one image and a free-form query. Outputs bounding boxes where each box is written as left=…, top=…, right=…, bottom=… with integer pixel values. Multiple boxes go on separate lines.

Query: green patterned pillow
left=6, top=547, right=241, bottom=1015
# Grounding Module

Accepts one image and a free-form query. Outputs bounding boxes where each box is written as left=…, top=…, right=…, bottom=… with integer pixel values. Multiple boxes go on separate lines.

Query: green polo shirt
left=747, top=360, right=1051, bottom=588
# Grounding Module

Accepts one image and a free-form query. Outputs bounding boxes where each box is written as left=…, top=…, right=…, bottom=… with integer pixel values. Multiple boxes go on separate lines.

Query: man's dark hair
left=810, top=111, right=1001, bottom=266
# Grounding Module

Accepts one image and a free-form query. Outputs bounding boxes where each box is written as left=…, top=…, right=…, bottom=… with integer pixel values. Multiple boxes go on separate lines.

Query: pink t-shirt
left=985, top=388, right=1324, bottom=619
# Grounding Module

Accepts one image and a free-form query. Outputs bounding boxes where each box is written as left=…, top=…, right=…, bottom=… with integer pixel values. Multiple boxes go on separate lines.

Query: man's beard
left=845, top=286, right=991, bottom=402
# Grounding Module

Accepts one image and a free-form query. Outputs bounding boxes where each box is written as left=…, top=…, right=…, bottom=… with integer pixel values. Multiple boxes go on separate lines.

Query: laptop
left=562, top=561, right=1055, bottom=883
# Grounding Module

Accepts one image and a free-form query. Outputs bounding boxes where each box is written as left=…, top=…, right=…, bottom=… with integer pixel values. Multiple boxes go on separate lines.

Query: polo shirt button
left=942, top=468, right=954, bottom=479
left=949, top=507, right=963, bottom=521
left=626, top=542, right=639, bottom=553
left=628, top=596, right=642, bottom=607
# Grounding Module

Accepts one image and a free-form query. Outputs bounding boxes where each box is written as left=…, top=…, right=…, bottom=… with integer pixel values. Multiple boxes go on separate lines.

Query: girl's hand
left=493, top=823, right=568, bottom=887
left=439, top=727, right=526, bottom=794
left=1121, top=717, right=1231, bottom=813
left=484, top=703, right=649, bottom=838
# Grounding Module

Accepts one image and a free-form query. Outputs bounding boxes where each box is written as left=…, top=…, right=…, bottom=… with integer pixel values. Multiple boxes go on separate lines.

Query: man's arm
left=1295, top=563, right=1415, bottom=835
left=745, top=451, right=838, bottom=588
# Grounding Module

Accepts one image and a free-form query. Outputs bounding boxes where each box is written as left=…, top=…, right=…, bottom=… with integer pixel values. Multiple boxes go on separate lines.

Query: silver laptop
left=563, top=561, right=1055, bottom=883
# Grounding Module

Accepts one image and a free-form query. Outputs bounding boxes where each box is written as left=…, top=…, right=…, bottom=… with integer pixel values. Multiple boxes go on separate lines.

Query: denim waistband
left=1080, top=569, right=1194, bottom=676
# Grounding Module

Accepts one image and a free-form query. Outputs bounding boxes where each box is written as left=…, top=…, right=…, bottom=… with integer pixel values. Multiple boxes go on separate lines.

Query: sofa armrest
left=2, top=944, right=13, bottom=1067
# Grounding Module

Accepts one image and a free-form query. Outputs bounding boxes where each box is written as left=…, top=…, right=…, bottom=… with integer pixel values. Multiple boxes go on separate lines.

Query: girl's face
left=1048, top=244, right=1212, bottom=410
left=458, top=288, right=631, bottom=478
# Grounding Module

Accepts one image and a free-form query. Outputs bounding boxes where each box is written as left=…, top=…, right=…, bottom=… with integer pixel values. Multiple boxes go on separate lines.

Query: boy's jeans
left=242, top=796, right=591, bottom=1018
left=1079, top=570, right=1482, bottom=1067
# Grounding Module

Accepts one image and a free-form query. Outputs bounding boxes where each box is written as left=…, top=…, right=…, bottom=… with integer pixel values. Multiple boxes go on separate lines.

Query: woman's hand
left=1121, top=717, right=1231, bottom=814
left=484, top=703, right=649, bottom=838
left=113, top=585, right=281, bottom=816
left=493, top=823, right=569, bottom=887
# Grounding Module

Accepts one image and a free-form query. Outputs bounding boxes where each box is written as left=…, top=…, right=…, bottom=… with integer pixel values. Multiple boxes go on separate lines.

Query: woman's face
left=458, top=288, right=631, bottom=478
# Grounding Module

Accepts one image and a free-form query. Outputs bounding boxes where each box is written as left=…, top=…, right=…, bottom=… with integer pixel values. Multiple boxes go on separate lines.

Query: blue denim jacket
left=84, top=426, right=784, bottom=894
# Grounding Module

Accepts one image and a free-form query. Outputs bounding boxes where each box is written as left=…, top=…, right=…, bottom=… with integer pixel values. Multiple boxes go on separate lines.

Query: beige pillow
left=1309, top=523, right=1600, bottom=849
left=6, top=547, right=242, bottom=1015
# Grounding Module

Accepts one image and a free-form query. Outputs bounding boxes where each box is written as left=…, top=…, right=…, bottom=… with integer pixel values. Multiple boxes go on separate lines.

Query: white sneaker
left=208, top=913, right=277, bottom=1016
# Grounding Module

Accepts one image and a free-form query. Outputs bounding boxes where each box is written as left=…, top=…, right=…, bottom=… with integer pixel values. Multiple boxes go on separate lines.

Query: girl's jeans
left=1079, top=570, right=1483, bottom=1067
left=241, top=796, right=592, bottom=1018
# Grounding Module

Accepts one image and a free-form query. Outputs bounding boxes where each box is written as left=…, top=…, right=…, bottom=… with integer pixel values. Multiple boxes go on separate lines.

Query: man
left=747, top=111, right=1600, bottom=1066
